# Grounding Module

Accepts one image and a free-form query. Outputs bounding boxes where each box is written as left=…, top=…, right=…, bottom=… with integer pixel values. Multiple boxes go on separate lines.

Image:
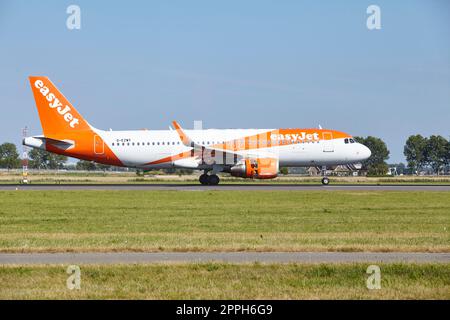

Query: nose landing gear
left=321, top=166, right=330, bottom=185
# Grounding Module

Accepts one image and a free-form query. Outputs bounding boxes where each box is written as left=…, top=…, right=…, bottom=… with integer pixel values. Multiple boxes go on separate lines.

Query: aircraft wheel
left=199, top=174, right=209, bottom=185
left=208, top=174, right=220, bottom=185
left=321, top=177, right=330, bottom=185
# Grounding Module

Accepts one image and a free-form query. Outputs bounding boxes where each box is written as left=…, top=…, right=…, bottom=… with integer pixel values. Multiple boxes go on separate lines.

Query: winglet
left=172, top=121, right=192, bottom=146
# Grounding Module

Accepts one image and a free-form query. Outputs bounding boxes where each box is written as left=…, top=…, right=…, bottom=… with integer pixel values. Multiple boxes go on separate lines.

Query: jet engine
left=230, top=158, right=279, bottom=179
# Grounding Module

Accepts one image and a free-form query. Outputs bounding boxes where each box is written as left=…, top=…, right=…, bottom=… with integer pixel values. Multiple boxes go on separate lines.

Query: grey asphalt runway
left=0, top=252, right=449, bottom=265
left=1, top=184, right=450, bottom=191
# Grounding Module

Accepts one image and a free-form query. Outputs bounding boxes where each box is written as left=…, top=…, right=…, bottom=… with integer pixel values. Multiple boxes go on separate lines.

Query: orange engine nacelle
left=230, top=158, right=279, bottom=179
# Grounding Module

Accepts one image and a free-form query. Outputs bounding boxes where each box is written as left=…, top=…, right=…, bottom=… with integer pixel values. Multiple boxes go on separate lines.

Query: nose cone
left=359, top=144, right=371, bottom=160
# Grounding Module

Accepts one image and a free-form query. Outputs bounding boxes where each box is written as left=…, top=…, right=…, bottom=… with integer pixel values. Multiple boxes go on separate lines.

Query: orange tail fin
left=29, top=76, right=91, bottom=135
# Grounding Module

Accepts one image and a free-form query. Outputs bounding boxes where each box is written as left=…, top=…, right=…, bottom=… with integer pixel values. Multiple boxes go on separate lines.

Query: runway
left=0, top=252, right=449, bottom=265
left=1, top=184, right=450, bottom=191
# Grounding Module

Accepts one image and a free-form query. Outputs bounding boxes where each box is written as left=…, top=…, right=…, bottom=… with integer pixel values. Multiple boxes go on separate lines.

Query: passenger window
left=345, top=138, right=349, bottom=144
left=350, top=138, right=355, bottom=143
left=137, top=142, right=140, bottom=146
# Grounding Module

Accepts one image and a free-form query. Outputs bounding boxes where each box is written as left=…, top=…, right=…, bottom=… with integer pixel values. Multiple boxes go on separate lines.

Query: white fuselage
left=95, top=128, right=370, bottom=170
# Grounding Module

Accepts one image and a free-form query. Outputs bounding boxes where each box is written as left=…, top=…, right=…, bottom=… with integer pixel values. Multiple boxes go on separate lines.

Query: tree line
left=0, top=144, right=111, bottom=171
left=404, top=135, right=450, bottom=175
left=1, top=135, right=449, bottom=175
left=352, top=135, right=449, bottom=175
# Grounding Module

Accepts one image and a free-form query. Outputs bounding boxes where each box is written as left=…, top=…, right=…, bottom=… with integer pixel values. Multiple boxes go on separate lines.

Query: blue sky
left=0, top=0, right=449, bottom=163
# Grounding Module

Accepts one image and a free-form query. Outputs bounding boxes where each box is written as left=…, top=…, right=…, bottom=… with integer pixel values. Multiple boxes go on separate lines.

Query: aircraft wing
left=171, top=121, right=277, bottom=165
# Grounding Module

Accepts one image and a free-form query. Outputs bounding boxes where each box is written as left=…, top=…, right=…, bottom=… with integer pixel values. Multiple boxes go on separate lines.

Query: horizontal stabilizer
left=23, top=136, right=75, bottom=151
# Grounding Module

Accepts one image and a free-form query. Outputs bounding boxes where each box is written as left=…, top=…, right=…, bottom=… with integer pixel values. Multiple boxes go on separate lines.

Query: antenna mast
left=22, top=127, right=29, bottom=184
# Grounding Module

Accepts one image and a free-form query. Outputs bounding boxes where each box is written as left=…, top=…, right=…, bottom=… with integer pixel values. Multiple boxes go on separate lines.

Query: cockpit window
left=344, top=138, right=349, bottom=144
left=349, top=138, right=355, bottom=143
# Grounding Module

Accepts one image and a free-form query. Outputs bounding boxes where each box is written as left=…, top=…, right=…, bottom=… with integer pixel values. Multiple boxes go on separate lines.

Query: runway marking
left=0, top=252, right=449, bottom=265
left=1, top=184, right=450, bottom=191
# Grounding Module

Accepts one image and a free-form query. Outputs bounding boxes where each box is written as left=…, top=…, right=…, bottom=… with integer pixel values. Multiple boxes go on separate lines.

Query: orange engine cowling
left=230, top=158, right=279, bottom=179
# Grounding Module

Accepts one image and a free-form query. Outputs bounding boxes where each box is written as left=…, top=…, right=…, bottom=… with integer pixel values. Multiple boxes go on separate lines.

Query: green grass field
left=0, top=190, right=449, bottom=252
left=0, top=263, right=448, bottom=299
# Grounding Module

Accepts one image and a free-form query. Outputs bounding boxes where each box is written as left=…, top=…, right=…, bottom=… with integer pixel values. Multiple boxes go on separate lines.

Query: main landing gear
left=199, top=173, right=220, bottom=185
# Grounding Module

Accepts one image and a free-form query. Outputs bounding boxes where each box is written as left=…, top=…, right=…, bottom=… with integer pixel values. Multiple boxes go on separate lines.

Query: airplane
left=23, top=76, right=371, bottom=185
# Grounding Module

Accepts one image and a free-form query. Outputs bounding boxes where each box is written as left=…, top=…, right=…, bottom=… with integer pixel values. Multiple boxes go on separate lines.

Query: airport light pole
left=22, top=126, right=29, bottom=184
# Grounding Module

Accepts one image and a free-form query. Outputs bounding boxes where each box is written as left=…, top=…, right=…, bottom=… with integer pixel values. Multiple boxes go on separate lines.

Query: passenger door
left=94, top=135, right=104, bottom=155
left=322, top=132, right=334, bottom=152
